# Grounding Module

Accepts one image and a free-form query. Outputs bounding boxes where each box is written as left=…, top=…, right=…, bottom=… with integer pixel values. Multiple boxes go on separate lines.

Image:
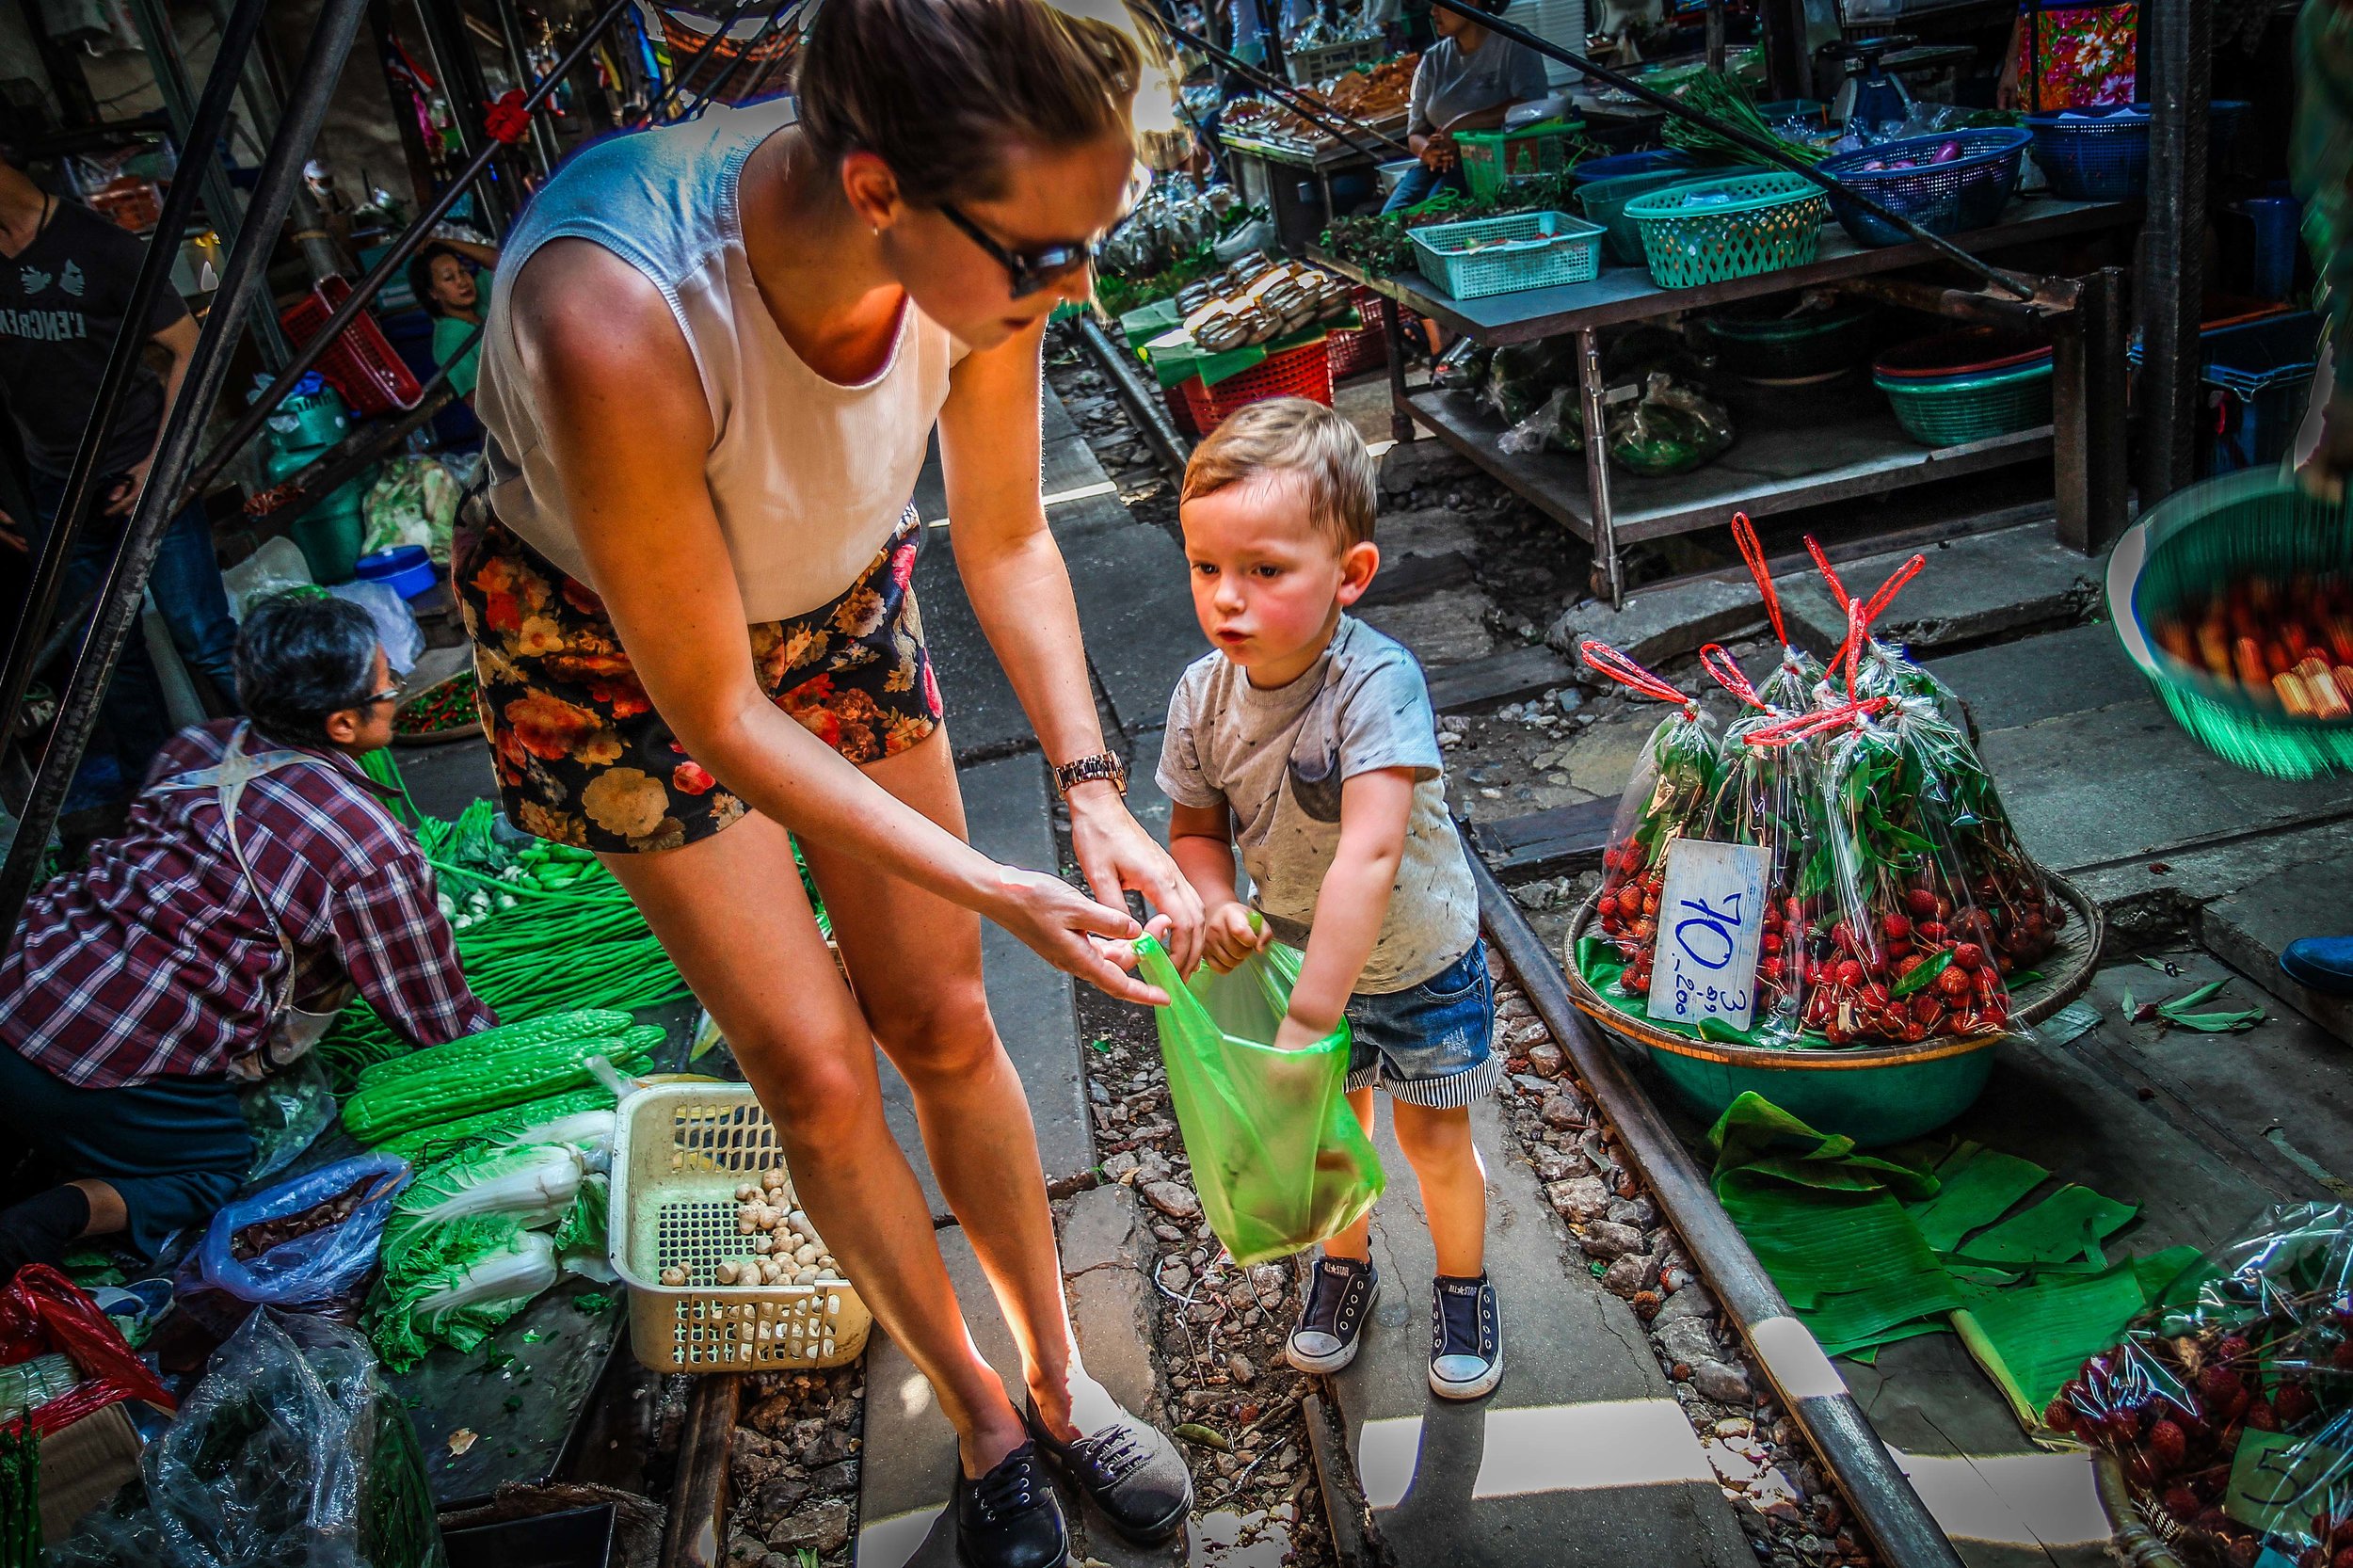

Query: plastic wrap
left=2046, top=1203, right=2353, bottom=1568
left=1132, top=936, right=1384, bottom=1268
left=241, top=1054, right=339, bottom=1182
left=0, top=1266, right=170, bottom=1438
left=1607, top=371, right=1736, bottom=477
left=1813, top=605, right=2033, bottom=1046
left=1698, top=646, right=1826, bottom=1046
left=1580, top=642, right=1722, bottom=999
left=1497, top=386, right=1584, bottom=456
left=47, top=1309, right=446, bottom=1568
left=1806, top=541, right=1969, bottom=728
left=185, top=1154, right=410, bottom=1322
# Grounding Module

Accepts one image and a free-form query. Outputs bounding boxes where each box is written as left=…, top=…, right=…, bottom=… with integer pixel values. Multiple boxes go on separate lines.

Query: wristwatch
left=1053, top=750, right=1128, bottom=798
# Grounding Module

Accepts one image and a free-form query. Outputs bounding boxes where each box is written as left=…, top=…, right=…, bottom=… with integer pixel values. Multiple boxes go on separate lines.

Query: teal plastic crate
left=1578, top=169, right=1715, bottom=266
left=1409, top=210, right=1604, bottom=300
left=1624, top=171, right=1827, bottom=290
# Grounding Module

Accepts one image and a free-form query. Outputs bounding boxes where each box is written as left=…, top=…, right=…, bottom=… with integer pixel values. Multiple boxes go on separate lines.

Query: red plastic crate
left=1326, top=288, right=1389, bottom=380
left=280, top=276, right=423, bottom=417
left=1181, top=336, right=1335, bottom=433
left=1161, top=384, right=1200, bottom=440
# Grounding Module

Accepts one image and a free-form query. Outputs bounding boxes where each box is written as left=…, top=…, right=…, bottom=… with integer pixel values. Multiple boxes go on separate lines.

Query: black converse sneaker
left=1430, top=1273, right=1502, bottom=1400
left=1288, top=1256, right=1379, bottom=1373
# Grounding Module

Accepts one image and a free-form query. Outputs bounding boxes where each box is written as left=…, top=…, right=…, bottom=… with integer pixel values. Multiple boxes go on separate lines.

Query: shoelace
left=1434, top=1282, right=1494, bottom=1361
left=1070, top=1424, right=1149, bottom=1486
left=972, top=1449, right=1045, bottom=1523
left=1302, top=1262, right=1368, bottom=1336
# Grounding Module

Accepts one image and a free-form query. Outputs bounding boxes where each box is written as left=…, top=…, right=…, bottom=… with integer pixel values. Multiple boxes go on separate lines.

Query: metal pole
left=634, top=0, right=765, bottom=126
left=179, top=0, right=636, bottom=506
left=411, top=0, right=509, bottom=232
left=491, top=0, right=561, bottom=176
left=207, top=0, right=347, bottom=281
left=0, top=0, right=372, bottom=934
left=0, top=0, right=269, bottom=788
left=1575, top=327, right=1622, bottom=608
left=1415, top=0, right=2038, bottom=299
left=1466, top=849, right=1968, bottom=1568
left=672, top=7, right=786, bottom=120
left=2136, top=0, right=2211, bottom=505
left=122, top=0, right=296, bottom=366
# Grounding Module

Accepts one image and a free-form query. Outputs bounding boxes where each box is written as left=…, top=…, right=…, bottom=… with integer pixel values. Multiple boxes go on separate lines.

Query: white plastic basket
left=609, top=1083, right=872, bottom=1373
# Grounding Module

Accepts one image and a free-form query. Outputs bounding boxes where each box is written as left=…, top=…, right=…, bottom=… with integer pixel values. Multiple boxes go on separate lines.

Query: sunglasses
left=360, top=684, right=402, bottom=707
left=936, top=166, right=1154, bottom=299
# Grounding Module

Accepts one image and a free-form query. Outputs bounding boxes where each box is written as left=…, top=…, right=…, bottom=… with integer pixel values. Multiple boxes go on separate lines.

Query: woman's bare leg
left=800, top=728, right=1111, bottom=1443
left=600, top=811, right=1030, bottom=1478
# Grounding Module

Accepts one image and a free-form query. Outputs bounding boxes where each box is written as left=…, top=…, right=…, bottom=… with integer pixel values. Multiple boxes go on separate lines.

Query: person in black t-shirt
left=0, top=145, right=240, bottom=829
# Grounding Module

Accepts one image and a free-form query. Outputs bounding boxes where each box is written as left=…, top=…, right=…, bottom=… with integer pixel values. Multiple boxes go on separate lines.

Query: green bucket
left=1578, top=169, right=1717, bottom=266
left=1875, top=360, right=2053, bottom=447
left=1624, top=170, right=1828, bottom=290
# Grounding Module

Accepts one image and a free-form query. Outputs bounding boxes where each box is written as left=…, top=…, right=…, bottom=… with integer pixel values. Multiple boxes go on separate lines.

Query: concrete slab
left=1426, top=645, right=1577, bottom=714
left=2201, top=853, right=2353, bottom=1046
left=1972, top=696, right=2345, bottom=875
left=1926, top=622, right=2148, bottom=732
left=392, top=735, right=498, bottom=824
left=2071, top=816, right=2353, bottom=942
left=854, top=1225, right=1025, bottom=1568
left=875, top=751, right=1090, bottom=1221
left=1043, top=391, right=1079, bottom=445
left=1360, top=586, right=1500, bottom=667
left=918, top=525, right=1034, bottom=762
left=1061, top=1185, right=1188, bottom=1568
left=1055, top=506, right=1205, bottom=739
left=1545, top=577, right=1769, bottom=671
left=1778, top=525, right=2099, bottom=657
left=1325, top=1095, right=1751, bottom=1568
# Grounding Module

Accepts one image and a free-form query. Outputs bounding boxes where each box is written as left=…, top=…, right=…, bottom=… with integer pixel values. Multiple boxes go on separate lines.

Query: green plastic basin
left=1630, top=1028, right=2001, bottom=1146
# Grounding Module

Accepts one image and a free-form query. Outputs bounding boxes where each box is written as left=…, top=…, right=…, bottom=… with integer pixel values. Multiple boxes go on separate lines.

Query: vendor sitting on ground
left=408, top=235, right=501, bottom=404
left=0, top=591, right=492, bottom=1284
left=1383, top=0, right=1550, bottom=213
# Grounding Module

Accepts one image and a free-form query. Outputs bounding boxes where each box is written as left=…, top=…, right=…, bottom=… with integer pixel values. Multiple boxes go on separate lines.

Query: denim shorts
left=1344, top=943, right=1501, bottom=1109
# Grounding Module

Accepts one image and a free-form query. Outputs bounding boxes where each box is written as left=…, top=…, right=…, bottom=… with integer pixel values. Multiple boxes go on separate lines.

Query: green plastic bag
left=1135, top=936, right=1385, bottom=1266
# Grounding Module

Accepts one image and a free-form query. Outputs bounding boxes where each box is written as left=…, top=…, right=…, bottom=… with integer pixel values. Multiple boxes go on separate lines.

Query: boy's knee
left=1392, top=1100, right=1475, bottom=1163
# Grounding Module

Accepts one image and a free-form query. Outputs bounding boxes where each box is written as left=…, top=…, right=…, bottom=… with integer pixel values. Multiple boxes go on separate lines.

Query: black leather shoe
left=1023, top=1399, right=1193, bottom=1545
left=952, top=1441, right=1067, bottom=1568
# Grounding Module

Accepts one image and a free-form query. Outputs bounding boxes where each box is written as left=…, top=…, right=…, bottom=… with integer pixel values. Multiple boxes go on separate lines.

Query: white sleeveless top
left=474, top=99, right=967, bottom=622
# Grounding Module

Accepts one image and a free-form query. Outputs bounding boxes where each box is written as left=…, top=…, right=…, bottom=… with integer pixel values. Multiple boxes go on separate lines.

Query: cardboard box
left=38, top=1402, right=142, bottom=1540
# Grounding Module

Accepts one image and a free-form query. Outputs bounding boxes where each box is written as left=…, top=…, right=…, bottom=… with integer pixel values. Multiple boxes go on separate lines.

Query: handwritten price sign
left=1645, top=840, right=1771, bottom=1032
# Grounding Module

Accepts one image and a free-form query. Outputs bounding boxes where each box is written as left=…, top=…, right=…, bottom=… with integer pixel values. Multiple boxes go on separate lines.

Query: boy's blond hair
left=1181, top=397, right=1377, bottom=548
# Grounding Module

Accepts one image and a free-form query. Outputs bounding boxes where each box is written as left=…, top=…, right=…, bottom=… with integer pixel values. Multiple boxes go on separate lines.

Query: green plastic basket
left=1578, top=169, right=1716, bottom=266
left=1624, top=171, right=1828, bottom=289
left=1409, top=209, right=1604, bottom=300
left=2108, top=470, right=2353, bottom=778
left=1874, top=360, right=2053, bottom=447
left=1456, top=120, right=1584, bottom=202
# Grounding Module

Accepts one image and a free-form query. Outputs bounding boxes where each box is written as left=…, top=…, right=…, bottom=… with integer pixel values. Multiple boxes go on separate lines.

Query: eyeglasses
left=936, top=165, right=1154, bottom=300
left=360, top=685, right=402, bottom=707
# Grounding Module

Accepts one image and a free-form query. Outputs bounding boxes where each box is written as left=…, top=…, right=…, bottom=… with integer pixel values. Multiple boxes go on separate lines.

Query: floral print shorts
left=453, top=497, right=942, bottom=854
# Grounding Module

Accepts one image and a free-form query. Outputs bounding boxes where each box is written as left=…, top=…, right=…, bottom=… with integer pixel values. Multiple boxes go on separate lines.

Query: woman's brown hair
left=796, top=0, right=1142, bottom=207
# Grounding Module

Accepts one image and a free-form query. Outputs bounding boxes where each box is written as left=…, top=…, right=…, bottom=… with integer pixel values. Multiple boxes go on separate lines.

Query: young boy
left=1156, top=397, right=1502, bottom=1400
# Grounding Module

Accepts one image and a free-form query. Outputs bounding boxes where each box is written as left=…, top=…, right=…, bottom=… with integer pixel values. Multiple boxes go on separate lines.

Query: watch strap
left=1053, top=751, right=1128, bottom=797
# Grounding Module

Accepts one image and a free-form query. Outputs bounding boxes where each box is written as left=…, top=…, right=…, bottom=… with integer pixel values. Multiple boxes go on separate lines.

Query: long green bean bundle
left=0, top=1422, right=38, bottom=1568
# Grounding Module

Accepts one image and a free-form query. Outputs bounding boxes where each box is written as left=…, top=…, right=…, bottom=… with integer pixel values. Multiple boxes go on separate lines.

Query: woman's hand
left=1068, top=781, right=1205, bottom=974
left=1421, top=129, right=1459, bottom=170
left=983, top=863, right=1171, bottom=1007
left=1200, top=900, right=1270, bottom=975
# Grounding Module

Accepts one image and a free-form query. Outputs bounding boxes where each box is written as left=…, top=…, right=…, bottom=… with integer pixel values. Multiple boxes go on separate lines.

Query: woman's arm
left=508, top=241, right=1162, bottom=1002
left=936, top=321, right=1206, bottom=971
left=439, top=236, right=502, bottom=269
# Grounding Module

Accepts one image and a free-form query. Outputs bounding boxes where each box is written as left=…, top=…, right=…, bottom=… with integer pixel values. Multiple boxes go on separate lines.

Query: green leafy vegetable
left=378, top=1143, right=585, bottom=1271
left=365, top=1219, right=560, bottom=1372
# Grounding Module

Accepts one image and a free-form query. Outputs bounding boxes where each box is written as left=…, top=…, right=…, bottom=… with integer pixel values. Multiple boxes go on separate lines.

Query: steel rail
left=1417, top=0, right=2037, bottom=301
left=0, top=0, right=269, bottom=803
left=1465, top=841, right=1969, bottom=1568
left=0, top=0, right=373, bottom=932
left=177, top=0, right=637, bottom=510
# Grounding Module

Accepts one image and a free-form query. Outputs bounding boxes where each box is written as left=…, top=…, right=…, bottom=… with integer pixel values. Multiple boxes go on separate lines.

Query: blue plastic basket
left=1571, top=148, right=1702, bottom=185
left=1816, top=127, right=2032, bottom=248
left=1409, top=209, right=1605, bottom=299
left=2025, top=109, right=2151, bottom=201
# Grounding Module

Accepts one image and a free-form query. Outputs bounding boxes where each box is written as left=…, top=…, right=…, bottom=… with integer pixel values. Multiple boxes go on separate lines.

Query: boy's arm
left=1274, top=767, right=1417, bottom=1050
left=1169, top=800, right=1267, bottom=973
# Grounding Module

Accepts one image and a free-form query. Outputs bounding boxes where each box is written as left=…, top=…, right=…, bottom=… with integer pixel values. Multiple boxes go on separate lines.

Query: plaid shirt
left=2, top=720, right=493, bottom=1088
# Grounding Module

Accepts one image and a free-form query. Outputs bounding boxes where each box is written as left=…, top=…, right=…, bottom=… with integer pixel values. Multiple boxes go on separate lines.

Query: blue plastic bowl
left=354, top=545, right=439, bottom=600
left=1572, top=148, right=1702, bottom=185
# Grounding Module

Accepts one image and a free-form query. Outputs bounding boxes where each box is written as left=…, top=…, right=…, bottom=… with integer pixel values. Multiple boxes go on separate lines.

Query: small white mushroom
left=714, top=1261, right=740, bottom=1285
left=659, top=1265, right=687, bottom=1287
left=735, top=1183, right=760, bottom=1203
left=792, top=1241, right=819, bottom=1266
left=760, top=1168, right=786, bottom=1190
left=793, top=1267, right=820, bottom=1286
left=787, top=1209, right=813, bottom=1237
left=752, top=1234, right=775, bottom=1256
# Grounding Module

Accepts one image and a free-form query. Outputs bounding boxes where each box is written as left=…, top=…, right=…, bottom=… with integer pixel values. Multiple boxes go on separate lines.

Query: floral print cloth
left=453, top=496, right=941, bottom=854
left=2013, top=1, right=2138, bottom=110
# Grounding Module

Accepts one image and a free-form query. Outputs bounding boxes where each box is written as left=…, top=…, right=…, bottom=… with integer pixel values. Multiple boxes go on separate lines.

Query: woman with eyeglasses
left=0, top=591, right=491, bottom=1289
left=456, top=0, right=1201, bottom=1560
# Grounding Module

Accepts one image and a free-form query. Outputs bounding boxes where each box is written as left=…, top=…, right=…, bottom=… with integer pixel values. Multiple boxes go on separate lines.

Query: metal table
left=1315, top=192, right=2137, bottom=601
left=1220, top=120, right=1403, bottom=253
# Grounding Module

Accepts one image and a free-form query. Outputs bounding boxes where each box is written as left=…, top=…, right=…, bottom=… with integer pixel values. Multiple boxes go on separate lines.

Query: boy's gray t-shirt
left=1157, top=616, right=1480, bottom=994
